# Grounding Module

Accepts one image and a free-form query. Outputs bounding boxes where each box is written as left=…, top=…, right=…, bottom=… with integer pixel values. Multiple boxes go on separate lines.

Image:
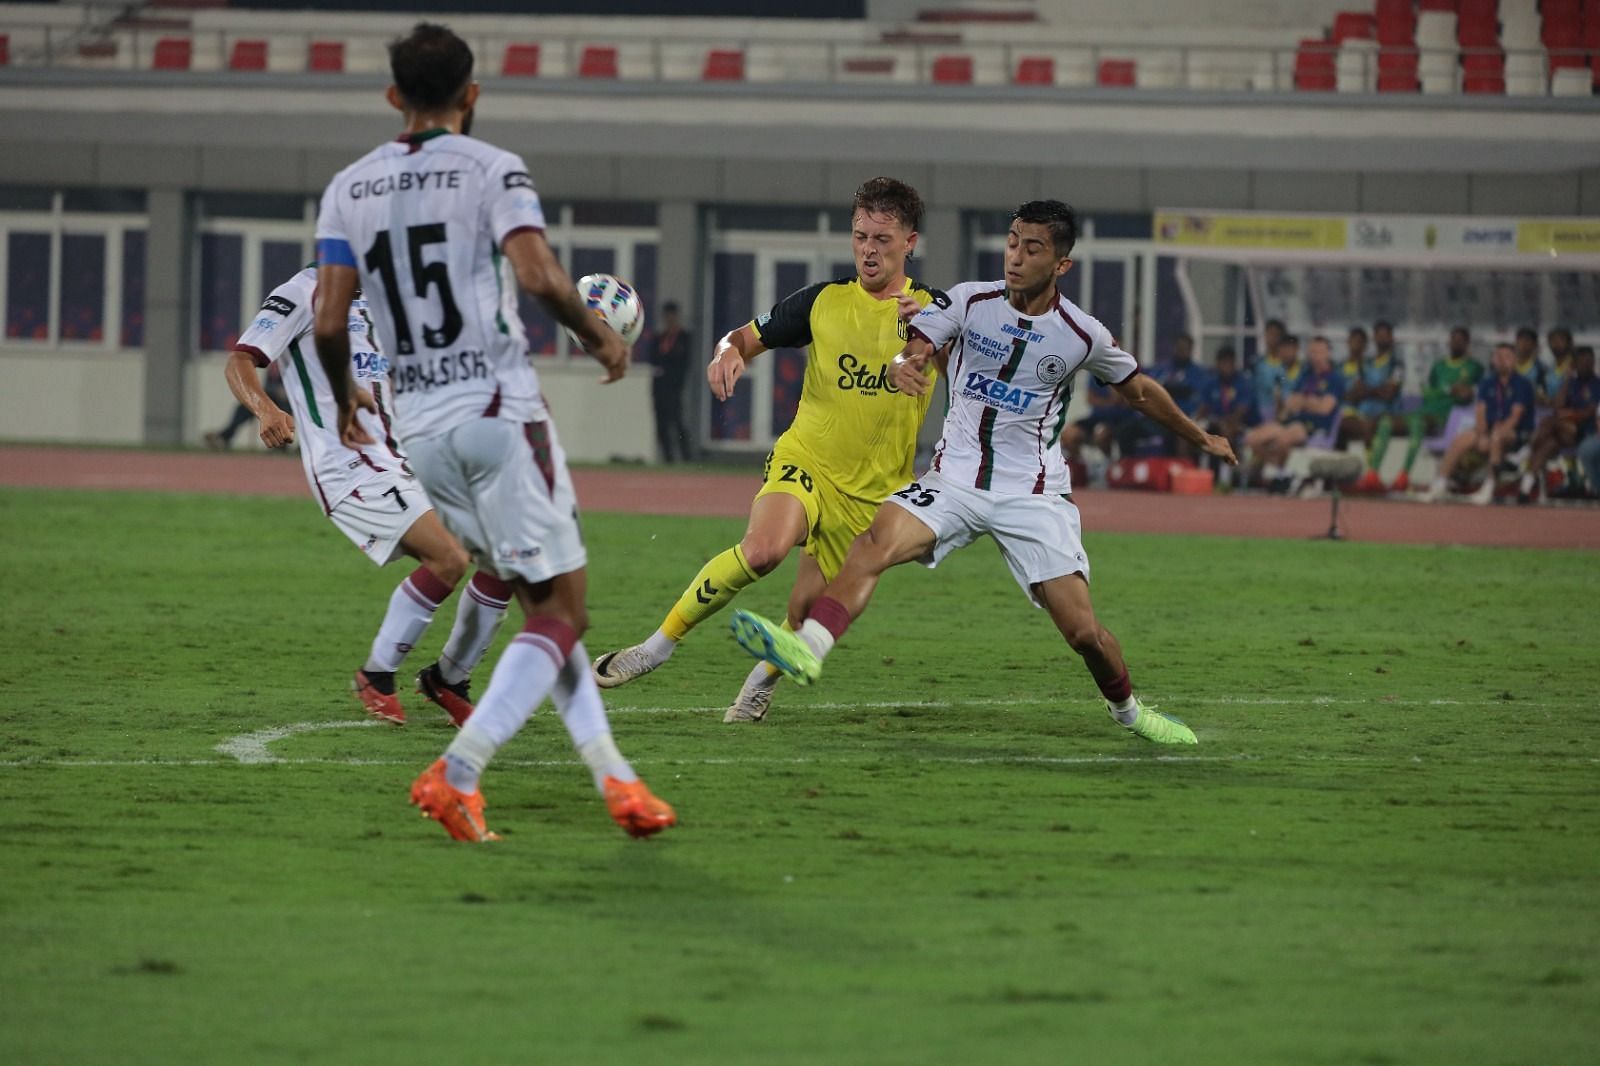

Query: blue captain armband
left=316, top=238, right=356, bottom=268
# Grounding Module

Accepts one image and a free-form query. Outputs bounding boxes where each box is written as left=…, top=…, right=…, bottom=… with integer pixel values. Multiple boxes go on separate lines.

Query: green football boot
left=730, top=609, right=821, bottom=686
left=1118, top=699, right=1198, bottom=745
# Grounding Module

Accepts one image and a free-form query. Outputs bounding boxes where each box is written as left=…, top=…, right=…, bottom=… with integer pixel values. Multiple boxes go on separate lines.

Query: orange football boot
left=409, top=759, right=499, bottom=842
left=603, top=777, right=677, bottom=839
left=416, top=663, right=474, bottom=727
left=353, top=670, right=404, bottom=724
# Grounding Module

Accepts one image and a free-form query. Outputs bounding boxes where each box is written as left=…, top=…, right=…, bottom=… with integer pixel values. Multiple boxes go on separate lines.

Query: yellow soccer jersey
left=750, top=276, right=943, bottom=503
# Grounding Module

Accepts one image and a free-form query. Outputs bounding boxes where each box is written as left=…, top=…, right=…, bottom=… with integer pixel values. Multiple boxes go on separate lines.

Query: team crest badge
left=1036, top=354, right=1068, bottom=385
left=896, top=318, right=909, bottom=341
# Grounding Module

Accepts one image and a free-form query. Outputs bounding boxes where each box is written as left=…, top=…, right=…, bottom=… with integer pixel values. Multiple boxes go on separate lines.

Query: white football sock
left=365, top=572, right=441, bottom=673
left=1108, top=696, right=1139, bottom=725
left=552, top=641, right=636, bottom=789
left=438, top=575, right=510, bottom=685
left=797, top=618, right=837, bottom=659
left=441, top=627, right=568, bottom=793
left=641, top=629, right=677, bottom=665
left=741, top=659, right=782, bottom=692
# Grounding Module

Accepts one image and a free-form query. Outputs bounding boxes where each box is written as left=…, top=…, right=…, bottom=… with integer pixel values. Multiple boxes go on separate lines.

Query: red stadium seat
left=1418, top=0, right=1458, bottom=10
left=152, top=37, right=191, bottom=71
left=1331, top=12, right=1376, bottom=43
left=578, top=45, right=618, bottom=79
left=702, top=48, right=744, bottom=81
left=308, top=41, right=344, bottom=73
left=1463, top=73, right=1505, bottom=92
left=1377, top=45, right=1421, bottom=91
left=0, top=34, right=10, bottom=66
left=931, top=54, right=973, bottom=83
left=1376, top=0, right=1418, bottom=44
left=501, top=43, right=539, bottom=77
left=842, top=55, right=897, bottom=75
left=229, top=39, right=266, bottom=71
left=1014, top=55, right=1054, bottom=84
left=1098, top=58, right=1135, bottom=87
left=1294, top=38, right=1338, bottom=90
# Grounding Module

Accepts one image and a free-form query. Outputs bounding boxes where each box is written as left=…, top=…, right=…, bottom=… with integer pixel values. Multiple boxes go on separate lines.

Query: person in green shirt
left=1392, top=326, right=1482, bottom=492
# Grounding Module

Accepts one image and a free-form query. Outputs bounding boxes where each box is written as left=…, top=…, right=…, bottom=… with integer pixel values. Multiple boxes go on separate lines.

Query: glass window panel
left=199, top=193, right=305, bottom=221
left=710, top=251, right=755, bottom=441
left=62, top=188, right=147, bottom=214
left=770, top=260, right=811, bottom=436
left=571, top=201, right=657, bottom=227
left=518, top=242, right=562, bottom=357
left=260, top=239, right=305, bottom=292
left=198, top=232, right=244, bottom=352
left=716, top=206, right=820, bottom=232
left=121, top=229, right=146, bottom=348
left=58, top=233, right=106, bottom=342
left=5, top=231, right=52, bottom=340
left=1090, top=260, right=1126, bottom=340
left=0, top=186, right=54, bottom=211
left=1152, top=256, right=1186, bottom=364
left=976, top=250, right=1003, bottom=281
left=829, top=261, right=854, bottom=282
left=570, top=246, right=616, bottom=283
left=631, top=242, right=658, bottom=347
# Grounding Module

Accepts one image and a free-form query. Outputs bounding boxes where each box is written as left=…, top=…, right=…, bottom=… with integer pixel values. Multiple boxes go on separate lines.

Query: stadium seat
left=501, top=43, right=539, bottom=77
left=152, top=37, right=191, bottom=71
left=702, top=48, right=744, bottom=81
left=1294, top=39, right=1338, bottom=90
left=1098, top=58, right=1135, bottom=87
left=308, top=41, right=344, bottom=73
left=931, top=54, right=973, bottom=83
left=1331, top=11, right=1376, bottom=43
left=578, top=45, right=618, bottom=79
left=0, top=34, right=9, bottom=67
left=1418, top=0, right=1458, bottom=10
left=229, top=39, right=267, bottom=72
left=1377, top=45, right=1421, bottom=90
left=1014, top=55, right=1054, bottom=85
left=1463, top=72, right=1506, bottom=92
left=842, top=55, right=897, bottom=76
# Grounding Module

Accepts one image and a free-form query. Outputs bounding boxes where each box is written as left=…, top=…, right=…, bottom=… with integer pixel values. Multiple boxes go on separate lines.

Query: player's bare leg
left=731, top=505, right=935, bottom=684
left=353, top=510, right=472, bottom=724
left=414, top=566, right=674, bottom=841
left=594, top=491, right=808, bottom=688
left=725, top=551, right=828, bottom=723
left=1035, top=574, right=1196, bottom=745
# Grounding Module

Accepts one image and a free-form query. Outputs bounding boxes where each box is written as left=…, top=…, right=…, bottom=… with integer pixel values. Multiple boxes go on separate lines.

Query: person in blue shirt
left=1520, top=345, right=1598, bottom=502
left=1196, top=346, right=1256, bottom=485
left=1254, top=333, right=1300, bottom=425
left=1339, top=327, right=1405, bottom=492
left=1428, top=343, right=1535, bottom=504
left=1148, top=332, right=1212, bottom=456
left=1243, top=335, right=1344, bottom=488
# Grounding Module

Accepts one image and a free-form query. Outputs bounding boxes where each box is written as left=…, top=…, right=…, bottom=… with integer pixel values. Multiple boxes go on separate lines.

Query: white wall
left=0, top=347, right=145, bottom=443
left=869, top=0, right=1340, bottom=30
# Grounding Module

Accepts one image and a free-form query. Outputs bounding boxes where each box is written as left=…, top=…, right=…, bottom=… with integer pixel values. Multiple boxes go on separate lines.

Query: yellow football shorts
left=753, top=436, right=880, bottom=580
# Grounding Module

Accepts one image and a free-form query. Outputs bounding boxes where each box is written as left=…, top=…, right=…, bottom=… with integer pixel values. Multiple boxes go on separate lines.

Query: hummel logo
left=694, top=579, right=717, bottom=605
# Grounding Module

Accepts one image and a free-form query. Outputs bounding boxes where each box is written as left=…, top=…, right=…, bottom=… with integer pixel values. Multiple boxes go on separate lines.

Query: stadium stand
left=702, top=47, right=744, bottom=80
left=501, top=42, right=540, bottom=77
left=228, top=38, right=266, bottom=71
left=307, top=40, right=343, bottom=73
left=578, top=45, right=619, bottom=79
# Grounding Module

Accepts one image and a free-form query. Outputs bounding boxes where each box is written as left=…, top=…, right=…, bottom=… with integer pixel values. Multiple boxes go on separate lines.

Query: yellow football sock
left=660, top=545, right=761, bottom=641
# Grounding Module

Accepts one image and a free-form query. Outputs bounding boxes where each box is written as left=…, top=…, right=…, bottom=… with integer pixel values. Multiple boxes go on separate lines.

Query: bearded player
left=591, top=177, right=946, bottom=724
left=731, top=201, right=1236, bottom=743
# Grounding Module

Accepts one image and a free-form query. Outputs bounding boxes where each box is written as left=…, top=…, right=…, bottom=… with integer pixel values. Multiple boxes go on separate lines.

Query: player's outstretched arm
left=503, top=229, right=628, bottom=383
left=224, top=350, right=295, bottom=449
left=707, top=325, right=766, bottom=402
left=312, top=262, right=376, bottom=448
left=1114, top=372, right=1237, bottom=465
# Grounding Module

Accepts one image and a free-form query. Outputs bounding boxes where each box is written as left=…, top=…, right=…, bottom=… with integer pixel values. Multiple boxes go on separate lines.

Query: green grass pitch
left=1, top=485, right=1597, bottom=1065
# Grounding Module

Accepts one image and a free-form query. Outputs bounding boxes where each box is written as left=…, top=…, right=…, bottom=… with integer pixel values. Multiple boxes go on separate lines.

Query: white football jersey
left=910, top=280, right=1139, bottom=495
left=235, top=267, right=407, bottom=512
left=315, top=130, right=548, bottom=443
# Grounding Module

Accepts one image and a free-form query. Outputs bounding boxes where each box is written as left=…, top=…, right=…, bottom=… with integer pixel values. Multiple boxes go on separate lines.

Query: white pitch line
left=214, top=719, right=383, bottom=764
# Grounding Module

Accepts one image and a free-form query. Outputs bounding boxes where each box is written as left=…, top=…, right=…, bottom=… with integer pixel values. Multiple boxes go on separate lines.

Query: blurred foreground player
left=224, top=266, right=509, bottom=725
left=730, top=201, right=1236, bottom=744
left=312, top=23, right=673, bottom=842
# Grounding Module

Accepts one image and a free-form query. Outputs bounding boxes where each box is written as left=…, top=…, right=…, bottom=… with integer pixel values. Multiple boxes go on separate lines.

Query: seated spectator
left=1340, top=325, right=1368, bottom=383
left=1390, top=325, right=1482, bottom=492
left=1254, top=333, right=1301, bottom=426
left=1243, top=335, right=1344, bottom=492
left=1339, top=329, right=1405, bottom=492
left=1513, top=326, right=1553, bottom=407
left=1196, top=346, right=1256, bottom=486
left=1258, top=317, right=1286, bottom=367
left=1547, top=327, right=1575, bottom=381
left=1427, top=342, right=1533, bottom=504
left=1148, top=332, right=1211, bottom=456
left=1577, top=404, right=1600, bottom=499
left=1520, top=346, right=1598, bottom=502
left=1071, top=373, right=1142, bottom=462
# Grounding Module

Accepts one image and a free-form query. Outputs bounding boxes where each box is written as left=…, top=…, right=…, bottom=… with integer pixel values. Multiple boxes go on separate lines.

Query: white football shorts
left=404, top=416, right=586, bottom=584
left=883, top=470, right=1091, bottom=607
left=328, top=470, right=430, bottom=567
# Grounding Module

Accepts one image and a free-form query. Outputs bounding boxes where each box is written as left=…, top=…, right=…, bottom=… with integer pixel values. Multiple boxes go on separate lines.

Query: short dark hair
left=1348, top=326, right=1368, bottom=339
left=1279, top=334, right=1300, bottom=348
left=1011, top=200, right=1079, bottom=257
left=389, top=23, right=474, bottom=112
left=1310, top=334, right=1332, bottom=348
left=1265, top=318, right=1286, bottom=332
left=852, top=177, right=924, bottom=233
left=1575, top=345, right=1595, bottom=359
left=1215, top=345, right=1237, bottom=362
left=662, top=301, right=680, bottom=315
left=1451, top=326, right=1471, bottom=340
left=1374, top=319, right=1393, bottom=332
left=1549, top=326, right=1573, bottom=344
left=1516, top=326, right=1538, bottom=342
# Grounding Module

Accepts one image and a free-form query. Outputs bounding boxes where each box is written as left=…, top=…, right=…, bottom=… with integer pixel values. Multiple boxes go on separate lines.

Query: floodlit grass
left=1, top=486, right=1596, bottom=1065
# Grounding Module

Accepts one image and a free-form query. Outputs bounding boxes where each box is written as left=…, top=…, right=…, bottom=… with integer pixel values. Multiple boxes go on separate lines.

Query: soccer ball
left=571, top=273, right=645, bottom=347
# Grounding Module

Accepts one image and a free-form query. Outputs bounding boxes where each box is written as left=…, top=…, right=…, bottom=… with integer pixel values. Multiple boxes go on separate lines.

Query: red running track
left=1, top=445, right=1595, bottom=551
